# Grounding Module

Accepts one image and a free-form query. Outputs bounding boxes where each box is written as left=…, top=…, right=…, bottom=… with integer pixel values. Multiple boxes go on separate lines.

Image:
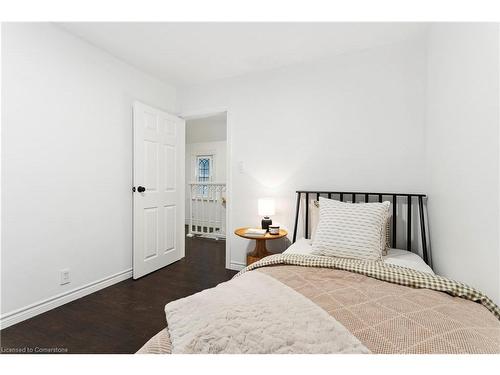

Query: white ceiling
left=57, top=23, right=428, bottom=87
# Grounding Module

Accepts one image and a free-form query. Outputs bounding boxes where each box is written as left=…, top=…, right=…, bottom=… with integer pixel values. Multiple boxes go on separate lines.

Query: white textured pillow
left=313, top=199, right=391, bottom=251
left=312, top=197, right=390, bottom=261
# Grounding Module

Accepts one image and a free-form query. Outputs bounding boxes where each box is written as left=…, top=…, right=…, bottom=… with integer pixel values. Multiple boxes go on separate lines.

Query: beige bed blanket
left=139, top=255, right=500, bottom=354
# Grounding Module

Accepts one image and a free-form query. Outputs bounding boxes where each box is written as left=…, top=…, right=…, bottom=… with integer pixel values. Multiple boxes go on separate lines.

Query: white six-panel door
left=133, top=101, right=185, bottom=279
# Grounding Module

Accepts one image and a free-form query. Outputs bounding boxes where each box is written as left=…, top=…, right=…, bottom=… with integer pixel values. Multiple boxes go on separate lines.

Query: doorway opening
left=183, top=112, right=229, bottom=267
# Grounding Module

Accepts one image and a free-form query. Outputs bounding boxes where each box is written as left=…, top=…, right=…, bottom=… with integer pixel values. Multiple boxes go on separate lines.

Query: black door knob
left=137, top=186, right=146, bottom=193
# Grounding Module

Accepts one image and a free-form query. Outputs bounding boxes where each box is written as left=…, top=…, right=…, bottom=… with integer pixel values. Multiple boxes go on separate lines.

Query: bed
left=138, top=190, right=500, bottom=354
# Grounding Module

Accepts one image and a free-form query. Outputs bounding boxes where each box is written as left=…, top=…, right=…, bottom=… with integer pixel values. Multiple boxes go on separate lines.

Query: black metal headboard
left=292, top=190, right=431, bottom=266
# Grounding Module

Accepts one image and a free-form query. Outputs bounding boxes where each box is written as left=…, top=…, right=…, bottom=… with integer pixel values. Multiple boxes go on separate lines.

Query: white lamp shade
left=258, top=198, right=275, bottom=216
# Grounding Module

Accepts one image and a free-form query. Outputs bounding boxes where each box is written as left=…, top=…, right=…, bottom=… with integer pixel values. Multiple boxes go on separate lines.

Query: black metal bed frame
left=292, top=190, right=431, bottom=266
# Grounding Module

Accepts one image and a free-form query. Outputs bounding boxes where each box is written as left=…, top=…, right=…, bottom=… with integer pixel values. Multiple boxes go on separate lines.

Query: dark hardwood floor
left=0, top=234, right=236, bottom=354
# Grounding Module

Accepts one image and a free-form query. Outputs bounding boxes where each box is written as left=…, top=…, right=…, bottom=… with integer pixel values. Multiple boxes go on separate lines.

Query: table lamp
left=258, top=198, right=275, bottom=231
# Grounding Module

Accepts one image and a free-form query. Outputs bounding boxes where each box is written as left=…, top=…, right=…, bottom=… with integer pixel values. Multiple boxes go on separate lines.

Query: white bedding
left=284, top=238, right=434, bottom=274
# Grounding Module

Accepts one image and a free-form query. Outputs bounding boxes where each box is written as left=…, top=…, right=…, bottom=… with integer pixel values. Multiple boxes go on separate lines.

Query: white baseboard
left=0, top=268, right=132, bottom=330
left=229, top=261, right=246, bottom=271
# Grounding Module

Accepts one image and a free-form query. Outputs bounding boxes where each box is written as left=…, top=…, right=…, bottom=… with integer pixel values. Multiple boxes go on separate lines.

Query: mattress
left=283, top=237, right=434, bottom=274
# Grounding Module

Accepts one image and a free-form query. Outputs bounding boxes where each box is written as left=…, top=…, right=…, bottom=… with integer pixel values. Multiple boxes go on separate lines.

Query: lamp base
left=261, top=216, right=272, bottom=231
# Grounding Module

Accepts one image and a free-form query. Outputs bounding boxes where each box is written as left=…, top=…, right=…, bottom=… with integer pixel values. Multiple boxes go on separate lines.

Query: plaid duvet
left=236, top=253, right=500, bottom=321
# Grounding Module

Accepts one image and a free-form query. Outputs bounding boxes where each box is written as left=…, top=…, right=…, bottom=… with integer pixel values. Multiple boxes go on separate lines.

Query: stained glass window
left=198, top=158, right=210, bottom=182
left=196, top=155, right=213, bottom=197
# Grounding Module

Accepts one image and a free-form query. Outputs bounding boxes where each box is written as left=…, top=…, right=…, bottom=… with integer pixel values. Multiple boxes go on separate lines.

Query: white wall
left=186, top=113, right=226, bottom=143
left=179, top=37, right=428, bottom=269
left=1, top=23, right=177, bottom=325
left=425, top=24, right=500, bottom=303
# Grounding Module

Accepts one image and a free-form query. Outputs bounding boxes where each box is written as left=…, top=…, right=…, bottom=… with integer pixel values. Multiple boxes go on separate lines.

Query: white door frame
left=181, top=108, right=232, bottom=270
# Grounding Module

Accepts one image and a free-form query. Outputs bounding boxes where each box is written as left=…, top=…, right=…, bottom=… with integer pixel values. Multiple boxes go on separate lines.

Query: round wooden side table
left=234, top=227, right=288, bottom=266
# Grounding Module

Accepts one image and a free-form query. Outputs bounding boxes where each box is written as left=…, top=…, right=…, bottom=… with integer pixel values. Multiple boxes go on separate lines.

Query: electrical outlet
left=60, top=269, right=70, bottom=285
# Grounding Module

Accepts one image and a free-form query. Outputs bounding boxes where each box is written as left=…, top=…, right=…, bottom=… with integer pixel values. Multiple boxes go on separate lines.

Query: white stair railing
left=187, top=182, right=226, bottom=240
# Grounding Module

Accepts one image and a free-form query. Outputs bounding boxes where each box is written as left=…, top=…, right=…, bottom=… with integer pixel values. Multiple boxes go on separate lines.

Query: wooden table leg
left=246, top=238, right=270, bottom=266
